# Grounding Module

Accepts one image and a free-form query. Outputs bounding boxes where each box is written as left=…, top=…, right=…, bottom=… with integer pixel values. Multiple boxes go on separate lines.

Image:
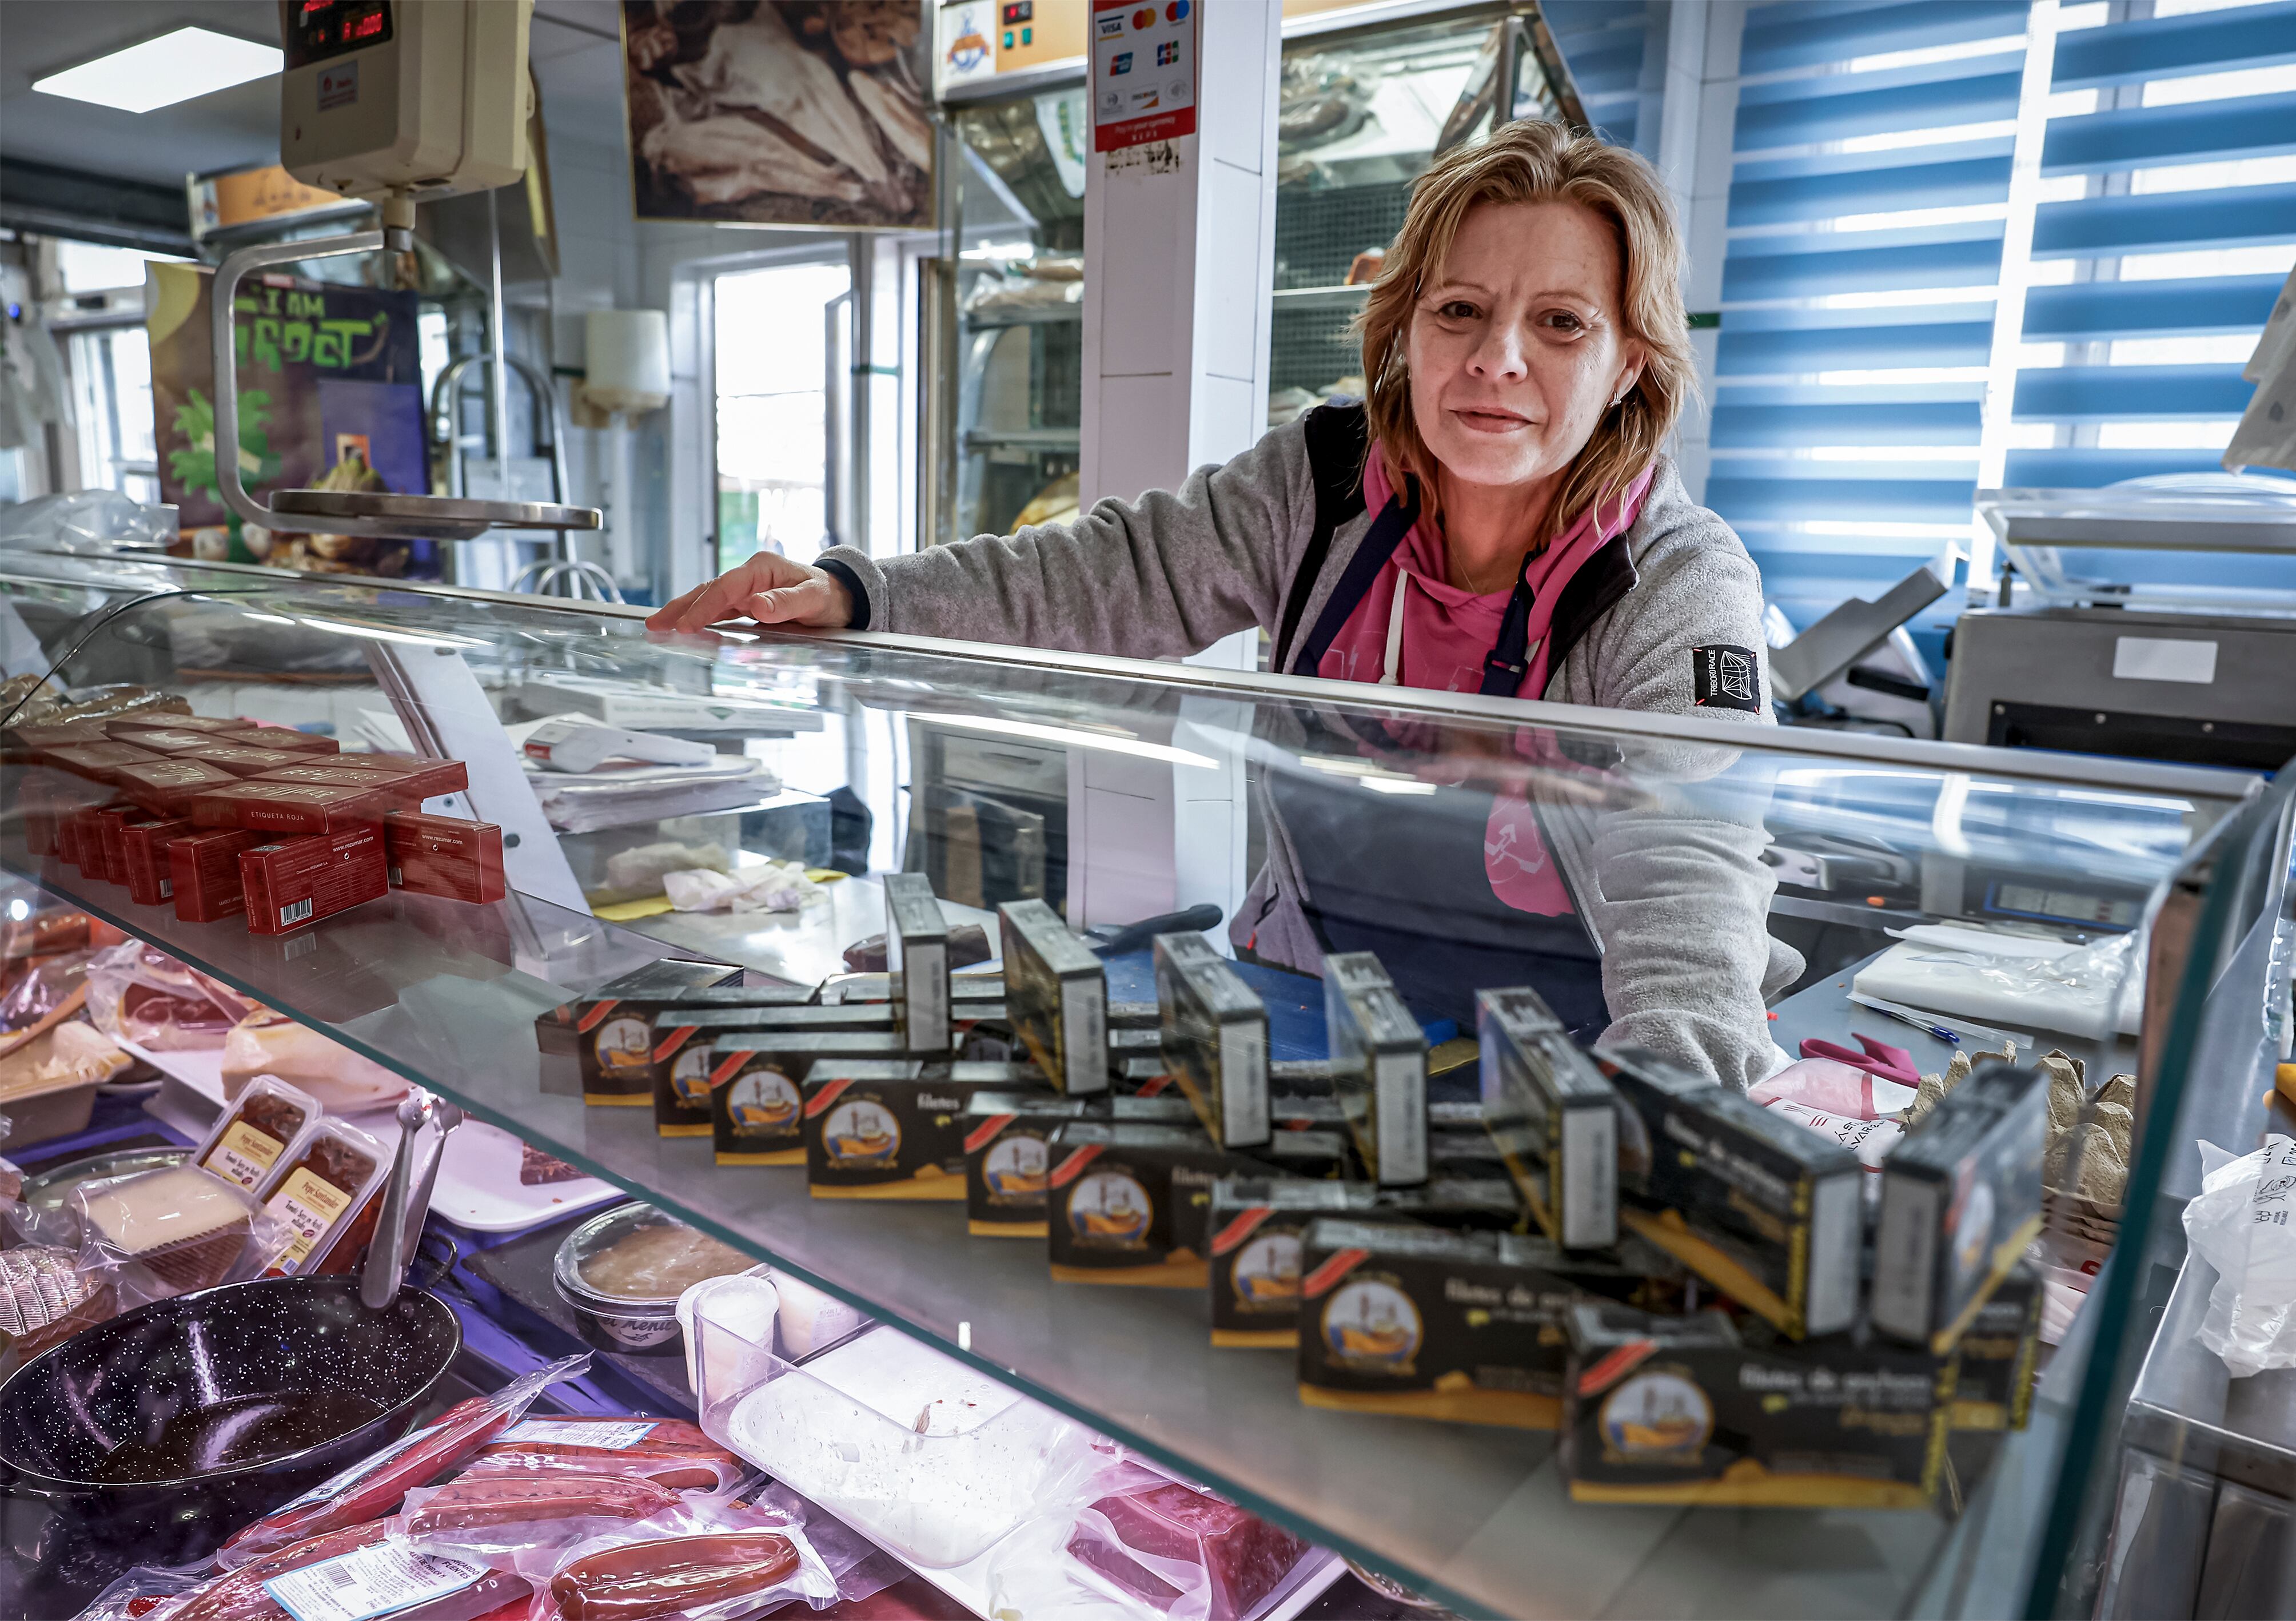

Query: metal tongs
left=360, top=1086, right=465, bottom=1308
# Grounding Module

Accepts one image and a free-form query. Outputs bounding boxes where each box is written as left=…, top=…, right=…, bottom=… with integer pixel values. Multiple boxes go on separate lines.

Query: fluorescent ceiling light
left=293, top=615, right=489, bottom=651
left=34, top=27, right=281, bottom=115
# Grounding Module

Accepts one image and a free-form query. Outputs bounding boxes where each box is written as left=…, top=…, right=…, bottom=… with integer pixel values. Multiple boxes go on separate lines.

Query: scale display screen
left=284, top=0, right=394, bottom=70
left=1985, top=881, right=2142, bottom=931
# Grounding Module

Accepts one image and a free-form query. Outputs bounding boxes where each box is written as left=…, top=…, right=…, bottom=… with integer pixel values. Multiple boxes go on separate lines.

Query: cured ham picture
left=623, top=1, right=932, bottom=228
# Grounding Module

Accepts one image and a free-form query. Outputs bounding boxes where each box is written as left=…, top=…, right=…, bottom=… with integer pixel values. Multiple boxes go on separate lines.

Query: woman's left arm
left=1558, top=539, right=1803, bottom=1090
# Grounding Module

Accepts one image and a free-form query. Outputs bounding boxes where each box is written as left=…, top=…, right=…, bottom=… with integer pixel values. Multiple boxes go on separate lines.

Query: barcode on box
left=325, top=1566, right=357, bottom=1590
left=281, top=898, right=314, bottom=925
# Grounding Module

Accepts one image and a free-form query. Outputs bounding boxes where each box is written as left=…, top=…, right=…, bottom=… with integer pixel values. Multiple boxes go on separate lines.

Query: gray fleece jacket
left=819, top=412, right=1802, bottom=1089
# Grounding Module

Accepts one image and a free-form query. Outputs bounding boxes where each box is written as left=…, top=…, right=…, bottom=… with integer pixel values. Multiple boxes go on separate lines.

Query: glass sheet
left=0, top=569, right=2267, bottom=1615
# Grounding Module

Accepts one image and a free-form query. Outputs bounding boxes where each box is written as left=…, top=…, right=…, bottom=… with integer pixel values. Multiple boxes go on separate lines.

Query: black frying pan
left=0, top=1273, right=460, bottom=1599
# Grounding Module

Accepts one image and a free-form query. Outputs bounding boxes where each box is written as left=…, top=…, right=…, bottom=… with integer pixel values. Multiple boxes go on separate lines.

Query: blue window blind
left=1709, top=0, right=2032, bottom=637
left=2007, top=0, right=2296, bottom=490
left=1544, top=1, right=1659, bottom=154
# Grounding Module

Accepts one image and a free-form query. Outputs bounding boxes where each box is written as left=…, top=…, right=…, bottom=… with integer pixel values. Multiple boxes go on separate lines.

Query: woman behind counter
left=654, top=120, right=1799, bottom=1089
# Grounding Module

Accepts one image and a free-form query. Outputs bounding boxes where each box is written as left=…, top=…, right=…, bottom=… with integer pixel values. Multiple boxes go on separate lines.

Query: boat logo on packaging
left=1319, top=1276, right=1421, bottom=1375
left=1230, top=1232, right=1303, bottom=1309
left=670, top=1047, right=712, bottom=1106
left=729, top=1069, right=800, bottom=1129
left=823, top=1100, right=901, bottom=1168
left=1599, top=1370, right=1714, bottom=1461
left=982, top=1134, right=1047, bottom=1197
left=593, top=1016, right=650, bottom=1076
left=1067, top=1169, right=1151, bottom=1248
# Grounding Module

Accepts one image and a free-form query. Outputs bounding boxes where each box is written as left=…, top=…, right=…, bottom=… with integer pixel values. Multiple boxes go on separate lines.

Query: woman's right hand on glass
left=645, top=552, right=854, bottom=634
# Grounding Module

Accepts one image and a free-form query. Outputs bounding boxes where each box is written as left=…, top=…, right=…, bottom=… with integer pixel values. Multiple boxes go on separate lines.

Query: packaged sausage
left=178, top=1520, right=394, bottom=1621
left=214, top=1352, right=591, bottom=1567
left=460, top=1416, right=746, bottom=1493
left=392, top=1471, right=685, bottom=1555
left=528, top=1495, right=839, bottom=1621
left=257, top=1117, right=390, bottom=1276
left=191, top=1076, right=322, bottom=1193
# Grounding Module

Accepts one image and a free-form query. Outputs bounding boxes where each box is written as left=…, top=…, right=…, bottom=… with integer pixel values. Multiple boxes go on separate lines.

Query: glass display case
left=0, top=551, right=2286, bottom=1618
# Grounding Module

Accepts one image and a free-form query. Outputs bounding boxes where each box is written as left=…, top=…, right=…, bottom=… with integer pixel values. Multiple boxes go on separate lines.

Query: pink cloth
left=1315, top=448, right=1652, bottom=917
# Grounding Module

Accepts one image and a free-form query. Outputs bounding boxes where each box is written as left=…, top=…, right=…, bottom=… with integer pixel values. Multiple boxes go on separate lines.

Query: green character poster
left=146, top=262, right=436, bottom=577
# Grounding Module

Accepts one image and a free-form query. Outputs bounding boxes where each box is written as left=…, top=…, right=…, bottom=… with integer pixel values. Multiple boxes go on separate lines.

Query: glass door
left=713, top=260, right=853, bottom=575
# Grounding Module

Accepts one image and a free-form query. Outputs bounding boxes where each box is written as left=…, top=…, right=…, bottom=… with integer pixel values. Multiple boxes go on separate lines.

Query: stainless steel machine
left=1948, top=479, right=2296, bottom=774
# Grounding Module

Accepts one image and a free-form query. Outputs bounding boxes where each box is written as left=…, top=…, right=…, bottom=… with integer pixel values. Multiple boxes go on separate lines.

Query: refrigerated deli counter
left=0, top=548, right=2286, bottom=1621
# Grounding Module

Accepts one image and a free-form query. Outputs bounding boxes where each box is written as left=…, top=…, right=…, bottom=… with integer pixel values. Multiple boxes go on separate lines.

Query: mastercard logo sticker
left=1167, top=0, right=1190, bottom=17
left=1133, top=7, right=1155, bottom=26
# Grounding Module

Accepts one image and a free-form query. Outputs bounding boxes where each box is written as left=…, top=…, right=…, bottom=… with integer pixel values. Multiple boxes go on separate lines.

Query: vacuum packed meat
left=550, top=1530, right=803, bottom=1621
left=401, top=1470, right=680, bottom=1536
left=464, top=1417, right=744, bottom=1492
left=1067, top=1475, right=1309, bottom=1621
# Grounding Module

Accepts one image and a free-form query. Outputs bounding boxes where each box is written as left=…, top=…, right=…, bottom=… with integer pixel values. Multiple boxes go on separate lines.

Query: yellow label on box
left=266, top=1168, right=352, bottom=1272
left=204, top=1121, right=286, bottom=1190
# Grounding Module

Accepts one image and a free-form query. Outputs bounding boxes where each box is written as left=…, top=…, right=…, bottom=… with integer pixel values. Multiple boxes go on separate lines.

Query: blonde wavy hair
left=1357, top=119, right=1692, bottom=543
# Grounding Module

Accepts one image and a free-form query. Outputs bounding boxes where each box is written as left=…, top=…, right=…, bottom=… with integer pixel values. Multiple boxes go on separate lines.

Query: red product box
left=42, top=742, right=161, bottom=784
left=122, top=817, right=193, bottom=905
left=241, top=825, right=389, bottom=935
left=189, top=780, right=392, bottom=834
left=21, top=779, right=104, bottom=857
left=93, top=804, right=168, bottom=886
left=181, top=744, right=316, bottom=778
left=6, top=722, right=112, bottom=759
left=105, top=714, right=240, bottom=739
left=111, top=728, right=230, bottom=756
left=260, top=759, right=468, bottom=801
left=111, top=758, right=242, bottom=815
left=384, top=811, right=506, bottom=904
left=208, top=727, right=338, bottom=755
left=65, top=804, right=122, bottom=878
left=170, top=828, right=266, bottom=923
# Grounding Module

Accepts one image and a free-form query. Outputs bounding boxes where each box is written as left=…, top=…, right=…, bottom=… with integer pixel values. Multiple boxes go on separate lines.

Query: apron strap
left=1293, top=487, right=1422, bottom=676
left=1479, top=567, right=1540, bottom=698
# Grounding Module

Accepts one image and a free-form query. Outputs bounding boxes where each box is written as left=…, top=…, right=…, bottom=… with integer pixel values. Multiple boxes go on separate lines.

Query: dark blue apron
left=1267, top=490, right=1609, bottom=1056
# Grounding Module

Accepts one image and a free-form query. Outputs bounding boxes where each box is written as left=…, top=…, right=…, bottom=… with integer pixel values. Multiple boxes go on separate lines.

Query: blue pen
left=1853, top=998, right=1960, bottom=1046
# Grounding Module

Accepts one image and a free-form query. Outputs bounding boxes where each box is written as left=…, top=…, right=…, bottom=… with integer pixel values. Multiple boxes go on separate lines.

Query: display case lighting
left=33, top=27, right=282, bottom=115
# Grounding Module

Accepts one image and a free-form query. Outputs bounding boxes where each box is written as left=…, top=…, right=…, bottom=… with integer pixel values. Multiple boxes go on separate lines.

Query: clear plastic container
left=555, top=1202, right=754, bottom=1359
left=693, top=1302, right=1074, bottom=1567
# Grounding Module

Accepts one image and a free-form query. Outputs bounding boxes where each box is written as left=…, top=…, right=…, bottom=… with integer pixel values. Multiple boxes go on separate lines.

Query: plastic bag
left=663, top=862, right=820, bottom=915
left=986, top=1452, right=1309, bottom=1621
left=73, top=1162, right=296, bottom=1312
left=0, top=489, right=176, bottom=553
left=71, top=1562, right=205, bottom=1621
left=0, top=944, right=97, bottom=1032
left=459, top=1415, right=748, bottom=1494
left=216, top=1352, right=592, bottom=1567
left=1749, top=1056, right=1915, bottom=1120
left=514, top=1492, right=841, bottom=1621
left=2183, top=1135, right=2296, bottom=1377
left=221, top=1006, right=408, bottom=1111
left=84, top=942, right=256, bottom=1051
left=392, top=1469, right=691, bottom=1557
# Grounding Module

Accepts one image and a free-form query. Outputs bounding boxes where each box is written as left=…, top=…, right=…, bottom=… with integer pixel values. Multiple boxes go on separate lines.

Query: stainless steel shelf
left=1273, top=284, right=1375, bottom=310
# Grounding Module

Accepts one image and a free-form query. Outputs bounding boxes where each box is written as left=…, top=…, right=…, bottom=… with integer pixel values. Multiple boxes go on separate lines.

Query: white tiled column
left=1067, top=0, right=1281, bottom=935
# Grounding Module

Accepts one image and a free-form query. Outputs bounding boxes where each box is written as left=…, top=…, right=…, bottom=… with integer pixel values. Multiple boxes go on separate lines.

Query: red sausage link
left=549, top=1531, right=801, bottom=1621
left=404, top=1471, right=680, bottom=1534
